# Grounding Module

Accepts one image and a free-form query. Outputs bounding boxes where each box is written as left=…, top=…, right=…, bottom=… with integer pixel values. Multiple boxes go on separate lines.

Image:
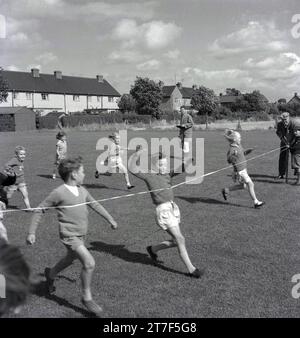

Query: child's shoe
left=146, top=245, right=158, bottom=262
left=293, top=174, right=300, bottom=185
left=222, top=188, right=229, bottom=201
left=52, top=174, right=56, bottom=180
left=187, top=268, right=204, bottom=279
left=127, top=185, right=135, bottom=190
left=254, top=201, right=265, bottom=209
left=81, top=298, right=103, bottom=317
left=44, top=267, right=56, bottom=294
left=95, top=171, right=100, bottom=179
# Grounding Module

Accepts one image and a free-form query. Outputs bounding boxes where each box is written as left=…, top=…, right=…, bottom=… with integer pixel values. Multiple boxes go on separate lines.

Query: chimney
left=31, top=68, right=40, bottom=78
left=176, top=82, right=182, bottom=89
left=96, top=75, right=104, bottom=83
left=295, top=92, right=298, bottom=97
left=192, top=84, right=197, bottom=91
left=54, top=70, right=62, bottom=80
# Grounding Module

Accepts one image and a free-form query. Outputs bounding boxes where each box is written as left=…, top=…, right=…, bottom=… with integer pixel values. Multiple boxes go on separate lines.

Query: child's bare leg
left=48, top=249, right=76, bottom=279
left=245, top=180, right=260, bottom=203
left=0, top=221, right=8, bottom=243
left=19, top=185, right=31, bottom=209
left=118, top=163, right=133, bottom=187
left=151, top=240, right=177, bottom=253
left=75, top=245, right=95, bottom=301
left=166, top=226, right=196, bottom=274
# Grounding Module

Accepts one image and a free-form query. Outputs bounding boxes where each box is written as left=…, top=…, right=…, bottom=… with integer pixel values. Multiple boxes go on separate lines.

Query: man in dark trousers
left=276, top=112, right=295, bottom=179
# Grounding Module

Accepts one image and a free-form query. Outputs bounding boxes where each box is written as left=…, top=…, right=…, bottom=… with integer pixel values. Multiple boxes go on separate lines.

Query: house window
left=87, top=96, right=92, bottom=102
left=41, top=93, right=49, bottom=101
left=97, top=96, right=101, bottom=102
left=108, top=97, right=114, bottom=103
left=26, top=92, right=32, bottom=100
left=13, top=92, right=19, bottom=100
left=73, top=95, right=80, bottom=102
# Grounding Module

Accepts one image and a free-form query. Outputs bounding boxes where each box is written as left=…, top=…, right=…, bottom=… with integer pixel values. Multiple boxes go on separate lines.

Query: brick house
left=160, top=82, right=198, bottom=112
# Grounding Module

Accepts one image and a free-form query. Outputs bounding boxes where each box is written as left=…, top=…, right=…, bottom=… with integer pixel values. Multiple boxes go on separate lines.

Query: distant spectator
left=57, top=112, right=69, bottom=129
left=276, top=112, right=296, bottom=179
left=52, top=131, right=67, bottom=180
left=290, top=119, right=300, bottom=185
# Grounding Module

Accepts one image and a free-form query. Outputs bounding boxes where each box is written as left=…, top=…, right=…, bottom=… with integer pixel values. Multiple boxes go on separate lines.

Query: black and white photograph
left=0, top=0, right=300, bottom=328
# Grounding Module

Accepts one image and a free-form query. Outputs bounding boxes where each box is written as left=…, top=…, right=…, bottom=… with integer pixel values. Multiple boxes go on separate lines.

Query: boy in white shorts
left=222, top=129, right=265, bottom=208
left=128, top=149, right=203, bottom=278
left=95, top=132, right=134, bottom=189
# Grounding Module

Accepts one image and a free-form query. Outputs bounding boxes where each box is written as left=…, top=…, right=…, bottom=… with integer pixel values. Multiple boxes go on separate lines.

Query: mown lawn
left=0, top=129, right=299, bottom=318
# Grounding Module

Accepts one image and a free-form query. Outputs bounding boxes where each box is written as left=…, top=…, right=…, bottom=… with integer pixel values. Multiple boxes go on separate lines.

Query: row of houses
left=0, top=69, right=121, bottom=114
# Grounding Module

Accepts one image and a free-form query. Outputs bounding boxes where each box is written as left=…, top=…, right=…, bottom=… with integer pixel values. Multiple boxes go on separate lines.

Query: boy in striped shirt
left=27, top=156, right=118, bottom=316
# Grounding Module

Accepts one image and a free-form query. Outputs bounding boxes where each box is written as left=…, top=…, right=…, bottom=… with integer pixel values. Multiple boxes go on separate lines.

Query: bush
left=37, top=111, right=152, bottom=129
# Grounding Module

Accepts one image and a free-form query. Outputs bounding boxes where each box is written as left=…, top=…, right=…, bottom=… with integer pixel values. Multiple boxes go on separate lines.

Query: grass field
left=0, top=129, right=299, bottom=318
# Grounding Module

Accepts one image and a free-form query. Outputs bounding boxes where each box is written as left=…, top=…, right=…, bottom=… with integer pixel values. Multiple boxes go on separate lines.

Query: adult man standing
left=177, top=106, right=194, bottom=170
left=276, top=112, right=295, bottom=179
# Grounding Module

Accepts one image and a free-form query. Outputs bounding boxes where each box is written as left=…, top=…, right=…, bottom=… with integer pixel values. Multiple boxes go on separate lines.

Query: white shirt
left=64, top=184, right=79, bottom=197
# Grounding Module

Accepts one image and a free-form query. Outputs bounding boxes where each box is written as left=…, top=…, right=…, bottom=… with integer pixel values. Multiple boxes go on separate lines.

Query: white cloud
left=9, top=32, right=28, bottom=43
left=210, top=21, right=289, bottom=57
left=7, top=65, right=19, bottom=71
left=244, top=53, right=300, bottom=80
left=136, top=59, right=161, bottom=70
left=164, top=49, right=180, bottom=59
left=5, top=0, right=156, bottom=21
left=112, top=19, right=182, bottom=50
left=184, top=67, right=249, bottom=81
left=144, top=21, right=181, bottom=49
left=27, top=64, right=41, bottom=71
left=35, top=52, right=58, bottom=64
left=108, top=50, right=145, bottom=63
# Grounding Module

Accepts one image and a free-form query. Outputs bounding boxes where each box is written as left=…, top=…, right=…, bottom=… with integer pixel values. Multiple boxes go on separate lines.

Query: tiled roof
left=0, top=107, right=33, bottom=114
left=2, top=70, right=121, bottom=96
left=162, top=85, right=197, bottom=98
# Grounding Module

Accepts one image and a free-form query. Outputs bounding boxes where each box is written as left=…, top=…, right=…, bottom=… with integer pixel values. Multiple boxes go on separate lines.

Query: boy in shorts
left=27, top=156, right=118, bottom=316
left=0, top=169, right=16, bottom=242
left=222, top=130, right=265, bottom=208
left=128, top=149, right=203, bottom=278
left=5, top=146, right=32, bottom=210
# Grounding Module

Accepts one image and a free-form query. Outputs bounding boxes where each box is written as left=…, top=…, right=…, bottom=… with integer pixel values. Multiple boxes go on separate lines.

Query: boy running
left=222, top=130, right=265, bottom=208
left=128, top=149, right=203, bottom=278
left=5, top=146, right=32, bottom=210
left=27, top=156, right=118, bottom=316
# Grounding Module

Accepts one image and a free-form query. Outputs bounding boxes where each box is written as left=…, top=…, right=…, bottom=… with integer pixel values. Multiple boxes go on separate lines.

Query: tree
left=242, top=90, right=268, bottom=112
left=191, top=86, right=217, bottom=128
left=130, top=77, right=163, bottom=118
left=118, top=94, right=136, bottom=113
left=0, top=67, right=8, bottom=103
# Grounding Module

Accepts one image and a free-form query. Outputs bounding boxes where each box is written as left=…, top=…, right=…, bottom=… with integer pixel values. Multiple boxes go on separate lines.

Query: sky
left=1, top=0, right=300, bottom=101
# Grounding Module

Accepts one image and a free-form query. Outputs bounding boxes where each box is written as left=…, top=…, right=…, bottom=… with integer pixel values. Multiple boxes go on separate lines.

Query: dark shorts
left=292, top=154, right=300, bottom=169
left=60, top=236, right=86, bottom=251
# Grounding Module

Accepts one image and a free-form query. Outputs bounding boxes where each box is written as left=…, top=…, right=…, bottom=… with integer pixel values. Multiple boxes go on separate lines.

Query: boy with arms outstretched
left=27, top=157, right=117, bottom=316
left=128, top=149, right=203, bottom=278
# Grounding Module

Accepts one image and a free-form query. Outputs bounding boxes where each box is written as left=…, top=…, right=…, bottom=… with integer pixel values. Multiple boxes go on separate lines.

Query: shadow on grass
left=83, top=183, right=126, bottom=191
left=37, top=272, right=76, bottom=283
left=30, top=280, right=94, bottom=318
left=89, top=241, right=186, bottom=277
left=177, top=196, right=251, bottom=209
